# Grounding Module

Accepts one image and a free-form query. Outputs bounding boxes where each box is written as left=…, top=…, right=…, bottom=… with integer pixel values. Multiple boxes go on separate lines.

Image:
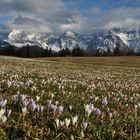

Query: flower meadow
left=0, top=56, right=140, bottom=139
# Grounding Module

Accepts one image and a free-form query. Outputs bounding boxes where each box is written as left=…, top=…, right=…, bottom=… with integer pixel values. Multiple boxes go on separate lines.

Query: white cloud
left=60, top=23, right=81, bottom=32
left=88, top=6, right=140, bottom=31
left=1, top=1, right=140, bottom=33
left=6, top=16, right=53, bottom=33
left=103, top=18, right=140, bottom=29
left=0, top=0, right=78, bottom=33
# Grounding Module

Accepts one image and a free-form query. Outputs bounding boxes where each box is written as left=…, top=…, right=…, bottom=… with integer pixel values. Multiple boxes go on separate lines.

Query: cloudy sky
left=0, top=0, right=140, bottom=34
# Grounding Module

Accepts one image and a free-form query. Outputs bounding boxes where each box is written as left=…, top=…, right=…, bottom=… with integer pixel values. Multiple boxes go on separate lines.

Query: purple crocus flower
left=59, top=121, right=64, bottom=128
left=13, top=94, right=18, bottom=102
left=31, top=103, right=37, bottom=111
left=0, top=99, right=7, bottom=108
left=40, top=106, right=44, bottom=112
left=95, top=108, right=101, bottom=116
left=89, top=96, right=93, bottom=100
left=49, top=104, right=57, bottom=113
left=28, top=99, right=35, bottom=105
left=23, top=99, right=29, bottom=107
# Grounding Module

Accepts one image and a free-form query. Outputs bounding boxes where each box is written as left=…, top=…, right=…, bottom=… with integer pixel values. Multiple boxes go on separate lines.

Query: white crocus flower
left=72, top=116, right=78, bottom=126
left=1, top=115, right=7, bottom=123
left=84, top=104, right=92, bottom=116
left=51, top=93, right=54, bottom=98
left=0, top=108, right=6, bottom=120
left=36, top=96, right=40, bottom=102
left=22, top=107, right=27, bottom=116
left=83, top=122, right=88, bottom=130
left=69, top=105, right=72, bottom=110
left=65, top=118, right=71, bottom=128
left=102, top=97, right=108, bottom=106
left=55, top=118, right=60, bottom=129
left=81, top=131, right=85, bottom=137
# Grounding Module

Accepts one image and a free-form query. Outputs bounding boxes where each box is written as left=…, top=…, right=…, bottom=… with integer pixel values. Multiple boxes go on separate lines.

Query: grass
left=0, top=56, right=140, bottom=139
left=37, top=56, right=140, bottom=68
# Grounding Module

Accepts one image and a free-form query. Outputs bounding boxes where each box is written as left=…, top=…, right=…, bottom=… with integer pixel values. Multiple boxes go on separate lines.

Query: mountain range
left=0, top=27, right=140, bottom=55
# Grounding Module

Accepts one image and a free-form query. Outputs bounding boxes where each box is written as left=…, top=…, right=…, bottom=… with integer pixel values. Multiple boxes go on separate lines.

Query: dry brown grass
left=37, top=56, right=140, bottom=68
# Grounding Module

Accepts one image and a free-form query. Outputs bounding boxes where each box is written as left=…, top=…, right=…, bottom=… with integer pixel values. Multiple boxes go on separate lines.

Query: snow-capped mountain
left=58, top=31, right=89, bottom=50
left=8, top=30, right=49, bottom=48
left=1, top=28, right=140, bottom=54
left=86, top=28, right=140, bottom=54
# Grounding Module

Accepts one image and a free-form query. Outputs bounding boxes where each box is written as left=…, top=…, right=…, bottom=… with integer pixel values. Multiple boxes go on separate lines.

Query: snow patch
left=65, top=31, right=75, bottom=38
left=115, top=33, right=129, bottom=45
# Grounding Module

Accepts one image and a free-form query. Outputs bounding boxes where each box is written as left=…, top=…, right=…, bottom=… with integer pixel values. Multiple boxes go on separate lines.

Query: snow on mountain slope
left=65, top=31, right=75, bottom=38
left=8, top=30, right=60, bottom=51
left=3, top=28, right=140, bottom=54
left=58, top=31, right=89, bottom=50
left=113, top=33, right=128, bottom=45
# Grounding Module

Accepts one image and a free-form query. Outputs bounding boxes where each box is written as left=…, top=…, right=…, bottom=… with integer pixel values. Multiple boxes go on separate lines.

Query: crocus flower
left=84, top=104, right=93, bottom=116
left=22, top=107, right=27, bottom=116
left=69, top=105, right=72, bottom=110
left=51, top=93, right=54, bottom=98
left=40, top=106, right=44, bottom=112
left=108, top=112, right=112, bottom=118
left=55, top=101, right=59, bottom=105
left=36, top=105, right=40, bottom=112
left=83, top=122, right=88, bottom=130
left=65, top=118, right=71, bottom=128
left=20, top=95, right=26, bottom=102
left=0, top=99, right=7, bottom=108
left=89, top=96, right=93, bottom=100
left=72, top=116, right=78, bottom=126
left=23, top=99, right=29, bottom=107
left=59, top=121, right=64, bottom=128
left=134, top=105, right=138, bottom=109
left=1, top=115, right=7, bottom=123
left=81, top=131, right=85, bottom=137
left=47, top=100, right=52, bottom=107
left=13, top=94, right=19, bottom=102
left=7, top=109, right=12, bottom=117
left=58, top=106, right=64, bottom=114
left=28, top=99, right=35, bottom=105
left=7, top=80, right=12, bottom=88
left=55, top=118, right=60, bottom=128
left=102, top=97, right=108, bottom=106
left=95, top=108, right=101, bottom=116
left=0, top=108, right=6, bottom=119
left=36, top=96, right=40, bottom=102
left=49, top=104, right=57, bottom=113
left=31, top=102, right=37, bottom=111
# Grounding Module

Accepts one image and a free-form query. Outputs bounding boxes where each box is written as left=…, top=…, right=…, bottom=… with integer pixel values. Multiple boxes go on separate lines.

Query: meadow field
left=38, top=56, right=140, bottom=68
left=0, top=56, right=140, bottom=139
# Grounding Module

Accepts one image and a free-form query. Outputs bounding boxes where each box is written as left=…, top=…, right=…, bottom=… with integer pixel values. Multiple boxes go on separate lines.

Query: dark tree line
left=0, top=44, right=87, bottom=57
left=0, top=44, right=138, bottom=58
left=59, top=46, right=85, bottom=56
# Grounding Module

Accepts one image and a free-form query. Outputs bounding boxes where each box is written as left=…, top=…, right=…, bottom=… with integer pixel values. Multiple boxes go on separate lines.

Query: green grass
left=0, top=56, right=140, bottom=139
